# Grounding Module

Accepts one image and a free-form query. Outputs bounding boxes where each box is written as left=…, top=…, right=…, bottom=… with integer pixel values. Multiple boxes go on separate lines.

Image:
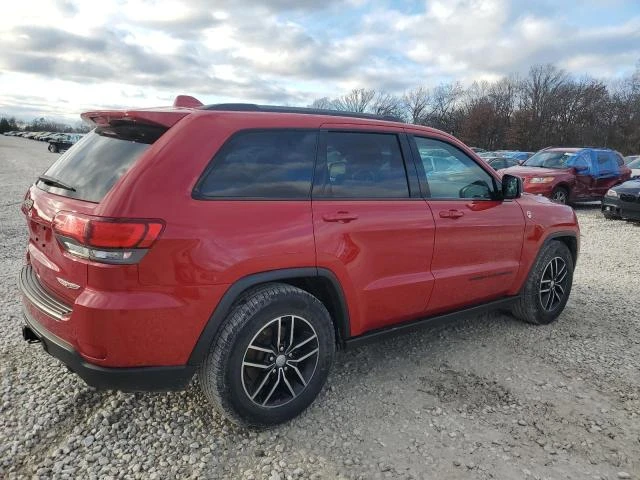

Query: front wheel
left=512, top=241, right=574, bottom=325
left=48, top=144, right=58, bottom=153
left=198, top=283, right=336, bottom=427
left=550, top=187, right=569, bottom=205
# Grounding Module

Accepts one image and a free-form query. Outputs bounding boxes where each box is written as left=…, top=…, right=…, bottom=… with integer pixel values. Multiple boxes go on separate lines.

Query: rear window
left=37, top=123, right=165, bottom=203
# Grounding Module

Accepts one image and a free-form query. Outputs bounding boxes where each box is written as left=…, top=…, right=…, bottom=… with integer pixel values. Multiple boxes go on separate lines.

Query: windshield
left=523, top=151, right=576, bottom=169
left=628, top=158, right=640, bottom=169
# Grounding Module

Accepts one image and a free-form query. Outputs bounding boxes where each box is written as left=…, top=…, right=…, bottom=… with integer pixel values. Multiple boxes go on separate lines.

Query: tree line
left=310, top=63, right=640, bottom=155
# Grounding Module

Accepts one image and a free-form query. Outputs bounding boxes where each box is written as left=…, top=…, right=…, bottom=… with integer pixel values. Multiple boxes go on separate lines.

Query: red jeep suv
left=19, top=96, right=580, bottom=426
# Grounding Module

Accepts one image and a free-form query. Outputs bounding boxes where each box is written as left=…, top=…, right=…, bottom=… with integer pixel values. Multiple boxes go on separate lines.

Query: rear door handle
left=439, top=209, right=464, bottom=219
left=322, top=212, right=359, bottom=223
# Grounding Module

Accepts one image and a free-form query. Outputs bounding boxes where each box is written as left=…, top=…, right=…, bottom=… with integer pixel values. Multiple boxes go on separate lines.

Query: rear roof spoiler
left=81, top=95, right=203, bottom=128
left=81, top=109, right=190, bottom=128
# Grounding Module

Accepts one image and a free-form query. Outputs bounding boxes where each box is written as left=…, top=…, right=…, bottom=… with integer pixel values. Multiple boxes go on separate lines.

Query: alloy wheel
left=241, top=315, right=319, bottom=408
left=551, top=189, right=567, bottom=204
left=538, top=256, right=568, bottom=311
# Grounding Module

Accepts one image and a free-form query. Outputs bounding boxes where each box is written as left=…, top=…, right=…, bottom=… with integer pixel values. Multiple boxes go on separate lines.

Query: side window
left=196, top=130, right=317, bottom=198
left=313, top=132, right=409, bottom=198
left=414, top=137, right=496, bottom=200
left=597, top=153, right=609, bottom=166
left=597, top=152, right=616, bottom=176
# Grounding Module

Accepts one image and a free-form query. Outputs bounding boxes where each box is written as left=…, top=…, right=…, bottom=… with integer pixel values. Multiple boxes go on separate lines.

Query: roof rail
left=200, top=103, right=404, bottom=123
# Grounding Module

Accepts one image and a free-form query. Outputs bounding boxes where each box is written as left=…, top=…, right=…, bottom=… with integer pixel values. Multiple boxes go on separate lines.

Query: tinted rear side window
left=313, top=132, right=409, bottom=198
left=196, top=130, right=317, bottom=199
left=38, top=123, right=165, bottom=203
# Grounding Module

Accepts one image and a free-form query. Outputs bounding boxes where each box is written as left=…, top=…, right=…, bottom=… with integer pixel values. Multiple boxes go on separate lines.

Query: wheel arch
left=187, top=267, right=350, bottom=366
left=515, top=230, right=579, bottom=296
left=549, top=233, right=578, bottom=266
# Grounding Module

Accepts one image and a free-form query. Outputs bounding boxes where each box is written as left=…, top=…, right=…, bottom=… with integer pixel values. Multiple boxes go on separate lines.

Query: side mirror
left=502, top=174, right=522, bottom=199
left=574, top=165, right=588, bottom=173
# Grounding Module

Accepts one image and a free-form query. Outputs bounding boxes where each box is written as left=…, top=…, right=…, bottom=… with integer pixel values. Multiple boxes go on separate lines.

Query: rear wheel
left=550, top=187, right=569, bottom=205
left=512, top=241, right=574, bottom=325
left=198, top=283, right=335, bottom=427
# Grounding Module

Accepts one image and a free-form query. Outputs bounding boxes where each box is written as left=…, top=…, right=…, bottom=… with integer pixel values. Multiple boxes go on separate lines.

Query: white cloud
left=0, top=0, right=638, bottom=121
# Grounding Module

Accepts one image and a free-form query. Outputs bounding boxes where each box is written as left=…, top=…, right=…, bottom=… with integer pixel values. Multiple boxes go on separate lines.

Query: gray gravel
left=1, top=134, right=639, bottom=479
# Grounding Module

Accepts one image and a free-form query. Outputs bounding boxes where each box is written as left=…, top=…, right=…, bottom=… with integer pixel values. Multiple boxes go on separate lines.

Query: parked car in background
left=40, top=133, right=57, bottom=142
left=487, top=156, right=520, bottom=170
left=501, top=147, right=631, bottom=204
left=499, top=151, right=534, bottom=162
left=47, top=133, right=82, bottom=153
left=602, top=178, right=640, bottom=221
left=624, top=155, right=639, bottom=165
left=627, top=157, right=640, bottom=177
left=19, top=96, right=579, bottom=426
left=470, top=147, right=486, bottom=153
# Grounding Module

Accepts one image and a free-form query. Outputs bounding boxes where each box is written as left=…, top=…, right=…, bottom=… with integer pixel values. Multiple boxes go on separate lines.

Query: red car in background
left=501, top=147, right=631, bottom=205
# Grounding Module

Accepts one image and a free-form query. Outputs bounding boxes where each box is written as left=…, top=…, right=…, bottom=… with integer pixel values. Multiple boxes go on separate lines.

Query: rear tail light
left=52, top=212, right=164, bottom=264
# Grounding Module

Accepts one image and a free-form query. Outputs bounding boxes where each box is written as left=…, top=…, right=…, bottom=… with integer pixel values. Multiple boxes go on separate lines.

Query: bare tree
left=371, top=92, right=405, bottom=119
left=402, top=87, right=430, bottom=124
left=308, top=97, right=336, bottom=110
left=333, top=88, right=376, bottom=113
left=427, top=82, right=464, bottom=133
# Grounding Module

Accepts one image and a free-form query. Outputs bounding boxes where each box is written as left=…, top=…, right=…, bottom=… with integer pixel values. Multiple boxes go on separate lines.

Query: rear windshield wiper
left=37, top=175, right=76, bottom=192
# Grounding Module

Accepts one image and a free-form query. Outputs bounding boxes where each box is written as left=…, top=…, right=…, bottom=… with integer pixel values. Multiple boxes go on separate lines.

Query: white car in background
left=627, top=157, right=640, bottom=178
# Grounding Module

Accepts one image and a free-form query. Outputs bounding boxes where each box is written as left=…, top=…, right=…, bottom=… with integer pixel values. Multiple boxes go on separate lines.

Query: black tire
left=48, top=144, right=58, bottom=153
left=550, top=186, right=569, bottom=205
left=198, top=283, right=336, bottom=427
left=512, top=241, right=574, bottom=325
left=602, top=212, right=621, bottom=220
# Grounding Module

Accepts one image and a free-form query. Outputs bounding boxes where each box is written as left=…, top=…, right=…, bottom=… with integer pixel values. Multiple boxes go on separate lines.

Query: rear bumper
left=22, top=307, right=195, bottom=391
left=18, top=264, right=226, bottom=367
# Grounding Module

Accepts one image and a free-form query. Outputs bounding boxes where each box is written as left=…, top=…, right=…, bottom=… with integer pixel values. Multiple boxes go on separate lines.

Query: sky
left=0, top=0, right=639, bottom=122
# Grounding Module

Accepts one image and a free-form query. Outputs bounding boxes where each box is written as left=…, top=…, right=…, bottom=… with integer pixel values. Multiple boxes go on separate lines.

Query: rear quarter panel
left=99, top=111, right=323, bottom=287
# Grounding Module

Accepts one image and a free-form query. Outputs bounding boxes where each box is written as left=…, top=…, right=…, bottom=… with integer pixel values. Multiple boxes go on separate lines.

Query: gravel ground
left=1, top=134, right=639, bottom=480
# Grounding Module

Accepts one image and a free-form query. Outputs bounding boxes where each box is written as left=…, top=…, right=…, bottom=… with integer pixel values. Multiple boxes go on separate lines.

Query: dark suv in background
left=19, top=96, right=579, bottom=426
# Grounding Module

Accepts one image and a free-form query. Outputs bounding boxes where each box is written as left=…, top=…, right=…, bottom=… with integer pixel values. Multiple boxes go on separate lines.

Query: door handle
left=439, top=209, right=464, bottom=219
left=322, top=212, right=359, bottom=223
